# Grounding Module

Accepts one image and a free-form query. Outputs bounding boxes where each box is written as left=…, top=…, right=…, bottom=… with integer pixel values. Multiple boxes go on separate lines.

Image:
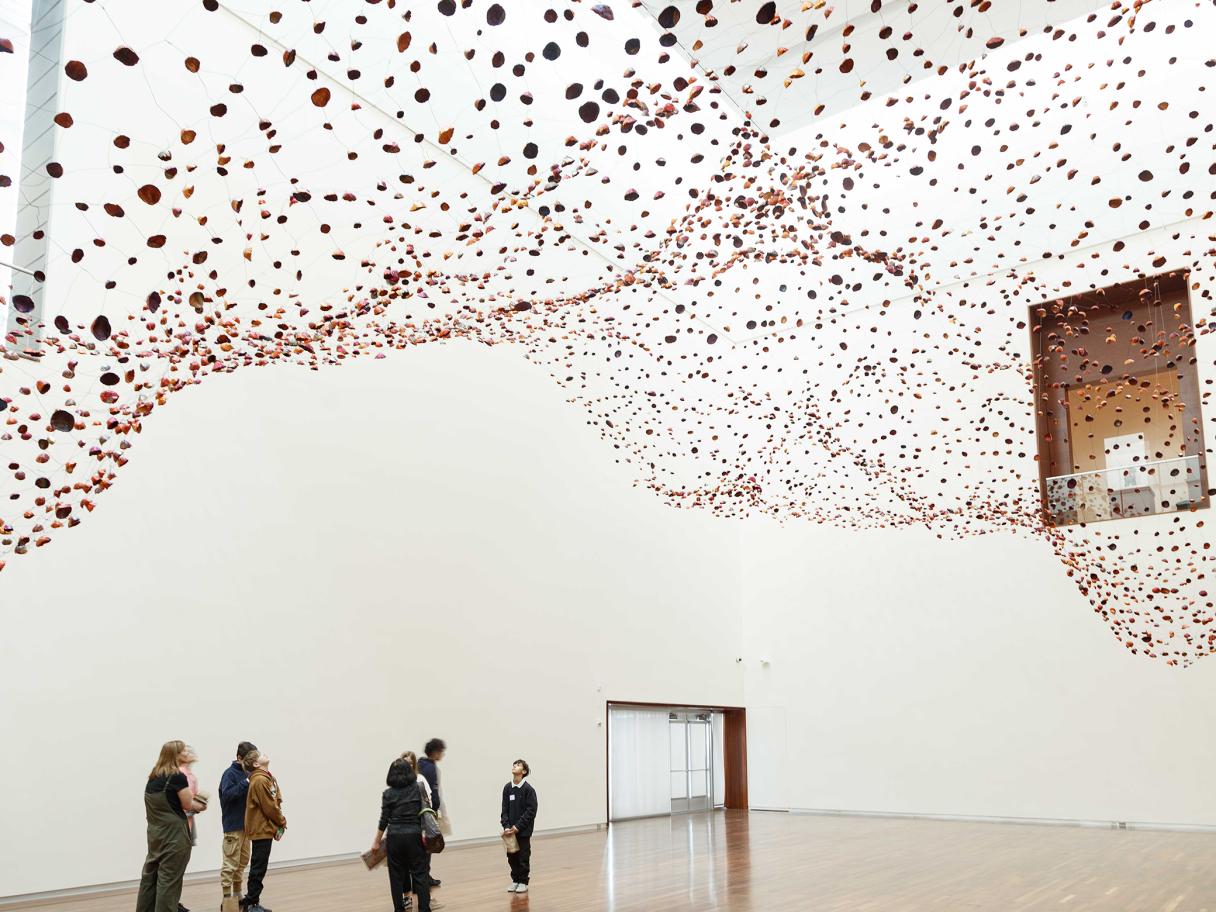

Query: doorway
left=607, top=701, right=747, bottom=823
left=669, top=711, right=713, bottom=814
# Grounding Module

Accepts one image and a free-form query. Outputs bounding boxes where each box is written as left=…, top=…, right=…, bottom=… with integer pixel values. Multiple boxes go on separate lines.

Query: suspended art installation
left=0, top=0, right=1214, bottom=663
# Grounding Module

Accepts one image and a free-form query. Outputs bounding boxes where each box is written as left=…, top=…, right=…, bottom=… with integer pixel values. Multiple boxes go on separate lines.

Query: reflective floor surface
left=24, top=810, right=1216, bottom=911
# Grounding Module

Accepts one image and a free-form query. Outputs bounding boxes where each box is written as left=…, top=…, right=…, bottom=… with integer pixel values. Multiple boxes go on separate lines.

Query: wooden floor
left=36, top=811, right=1216, bottom=912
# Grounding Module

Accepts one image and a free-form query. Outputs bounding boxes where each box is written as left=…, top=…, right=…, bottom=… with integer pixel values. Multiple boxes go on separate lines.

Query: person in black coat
left=500, top=759, right=538, bottom=894
left=371, top=760, right=431, bottom=912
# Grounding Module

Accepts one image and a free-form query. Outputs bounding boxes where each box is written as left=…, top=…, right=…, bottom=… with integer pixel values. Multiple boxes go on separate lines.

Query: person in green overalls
left=137, top=740, right=209, bottom=912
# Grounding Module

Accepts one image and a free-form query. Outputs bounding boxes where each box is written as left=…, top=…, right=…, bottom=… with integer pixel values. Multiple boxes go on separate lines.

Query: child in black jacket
left=500, top=760, right=538, bottom=894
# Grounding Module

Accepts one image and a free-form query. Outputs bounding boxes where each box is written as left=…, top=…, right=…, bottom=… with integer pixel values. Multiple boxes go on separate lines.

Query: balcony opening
left=1031, top=270, right=1208, bottom=526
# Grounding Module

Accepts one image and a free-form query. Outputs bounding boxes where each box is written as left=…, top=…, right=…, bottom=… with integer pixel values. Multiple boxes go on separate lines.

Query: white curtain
left=609, top=708, right=670, bottom=820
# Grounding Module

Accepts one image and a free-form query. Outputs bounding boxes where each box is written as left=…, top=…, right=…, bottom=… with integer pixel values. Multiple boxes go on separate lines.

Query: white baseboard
left=0, top=823, right=606, bottom=909
left=785, top=806, right=1216, bottom=834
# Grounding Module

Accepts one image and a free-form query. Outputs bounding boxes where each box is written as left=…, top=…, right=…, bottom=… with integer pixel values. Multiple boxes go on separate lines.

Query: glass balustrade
left=1045, top=455, right=1205, bottom=525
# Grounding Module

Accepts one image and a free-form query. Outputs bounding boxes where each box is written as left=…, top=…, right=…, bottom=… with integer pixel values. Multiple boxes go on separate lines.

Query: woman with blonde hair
left=137, top=741, right=208, bottom=912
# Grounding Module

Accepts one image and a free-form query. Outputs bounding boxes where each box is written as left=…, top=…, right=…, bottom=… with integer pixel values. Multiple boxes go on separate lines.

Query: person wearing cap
left=218, top=741, right=258, bottom=908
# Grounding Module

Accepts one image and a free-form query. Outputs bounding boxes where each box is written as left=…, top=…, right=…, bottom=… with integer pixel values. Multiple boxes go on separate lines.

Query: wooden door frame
left=604, top=700, right=748, bottom=825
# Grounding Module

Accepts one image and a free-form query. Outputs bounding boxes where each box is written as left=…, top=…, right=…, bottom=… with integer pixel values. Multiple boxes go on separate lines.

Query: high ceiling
left=637, top=0, right=1117, bottom=133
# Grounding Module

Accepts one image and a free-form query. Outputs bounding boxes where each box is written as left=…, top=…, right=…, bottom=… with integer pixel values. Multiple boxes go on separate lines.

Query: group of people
left=137, top=740, right=284, bottom=912
left=370, top=740, right=448, bottom=912
left=136, top=738, right=538, bottom=912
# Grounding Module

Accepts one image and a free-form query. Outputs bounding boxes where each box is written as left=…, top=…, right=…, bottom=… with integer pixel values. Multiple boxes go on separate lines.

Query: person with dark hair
left=417, top=739, right=445, bottom=814
left=218, top=741, right=258, bottom=909
left=371, top=759, right=431, bottom=912
left=242, top=751, right=285, bottom=912
left=399, top=751, right=431, bottom=812
left=136, top=740, right=209, bottom=912
left=501, top=760, right=538, bottom=894
left=417, top=739, right=446, bottom=888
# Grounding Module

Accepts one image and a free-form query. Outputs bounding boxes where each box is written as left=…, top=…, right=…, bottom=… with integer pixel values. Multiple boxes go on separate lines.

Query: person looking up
left=501, top=759, right=538, bottom=894
left=242, top=751, right=285, bottom=912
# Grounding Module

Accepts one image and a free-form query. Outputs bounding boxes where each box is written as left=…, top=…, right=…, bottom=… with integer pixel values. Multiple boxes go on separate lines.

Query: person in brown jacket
left=242, top=751, right=285, bottom=912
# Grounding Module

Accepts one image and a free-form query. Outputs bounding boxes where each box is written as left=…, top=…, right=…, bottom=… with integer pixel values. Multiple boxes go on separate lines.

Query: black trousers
left=245, top=838, right=273, bottom=905
left=387, top=832, right=430, bottom=912
left=507, top=835, right=531, bottom=885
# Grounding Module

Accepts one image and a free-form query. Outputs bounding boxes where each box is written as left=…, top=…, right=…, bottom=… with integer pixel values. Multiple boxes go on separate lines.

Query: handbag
left=420, top=807, right=445, bottom=854
left=501, top=831, right=520, bottom=854
left=418, top=781, right=445, bottom=853
left=361, top=844, right=387, bottom=870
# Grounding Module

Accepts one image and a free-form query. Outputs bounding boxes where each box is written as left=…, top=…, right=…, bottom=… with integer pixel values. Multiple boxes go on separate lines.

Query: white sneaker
left=515, top=885, right=528, bottom=894
left=507, top=883, right=518, bottom=893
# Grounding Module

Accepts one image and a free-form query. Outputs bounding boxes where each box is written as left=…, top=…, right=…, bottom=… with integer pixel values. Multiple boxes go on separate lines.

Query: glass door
left=669, top=716, right=688, bottom=812
left=669, top=712, right=714, bottom=814
left=686, top=716, right=712, bottom=812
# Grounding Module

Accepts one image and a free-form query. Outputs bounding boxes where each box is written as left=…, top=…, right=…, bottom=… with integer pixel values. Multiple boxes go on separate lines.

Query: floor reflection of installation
left=607, top=702, right=748, bottom=822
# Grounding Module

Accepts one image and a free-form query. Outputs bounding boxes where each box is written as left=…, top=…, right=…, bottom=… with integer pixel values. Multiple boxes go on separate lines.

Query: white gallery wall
left=741, top=519, right=1216, bottom=825
left=0, top=343, right=745, bottom=897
